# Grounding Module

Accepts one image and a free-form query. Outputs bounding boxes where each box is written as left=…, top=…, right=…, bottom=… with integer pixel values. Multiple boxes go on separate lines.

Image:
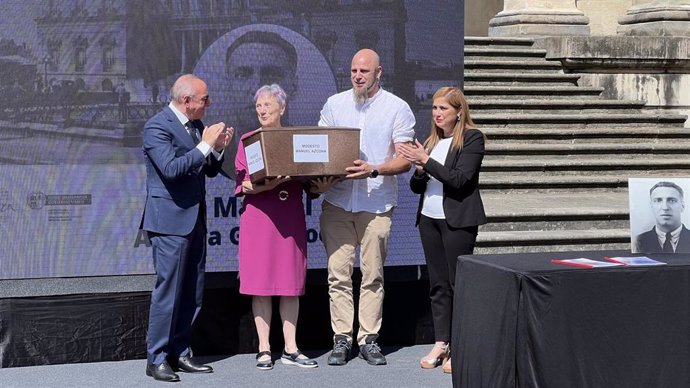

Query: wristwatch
left=370, top=169, right=379, bottom=178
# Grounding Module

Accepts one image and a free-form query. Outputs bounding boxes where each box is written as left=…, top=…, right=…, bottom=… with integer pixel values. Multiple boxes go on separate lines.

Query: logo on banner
left=27, top=191, right=47, bottom=210
left=27, top=192, right=92, bottom=210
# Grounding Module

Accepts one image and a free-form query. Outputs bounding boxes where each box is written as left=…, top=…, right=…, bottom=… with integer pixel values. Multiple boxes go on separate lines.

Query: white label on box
left=293, top=134, right=329, bottom=163
left=245, top=141, right=265, bottom=174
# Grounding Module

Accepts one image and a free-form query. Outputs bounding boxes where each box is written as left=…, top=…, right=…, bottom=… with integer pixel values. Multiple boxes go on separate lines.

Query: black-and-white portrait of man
left=630, top=178, right=690, bottom=253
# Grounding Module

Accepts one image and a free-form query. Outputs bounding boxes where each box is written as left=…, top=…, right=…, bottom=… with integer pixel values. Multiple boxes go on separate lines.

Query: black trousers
left=419, top=215, right=478, bottom=342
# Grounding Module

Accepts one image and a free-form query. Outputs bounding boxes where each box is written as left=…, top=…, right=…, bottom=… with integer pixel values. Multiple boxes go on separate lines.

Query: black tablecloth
left=451, top=250, right=690, bottom=388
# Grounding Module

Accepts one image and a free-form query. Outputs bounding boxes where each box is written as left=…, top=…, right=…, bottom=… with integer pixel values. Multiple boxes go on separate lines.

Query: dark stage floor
left=0, top=345, right=452, bottom=388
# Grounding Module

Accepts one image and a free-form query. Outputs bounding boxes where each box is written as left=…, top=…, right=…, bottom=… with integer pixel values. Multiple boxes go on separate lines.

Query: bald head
left=171, top=74, right=200, bottom=101
left=171, top=74, right=210, bottom=120
left=350, top=49, right=382, bottom=102
left=352, top=49, right=380, bottom=68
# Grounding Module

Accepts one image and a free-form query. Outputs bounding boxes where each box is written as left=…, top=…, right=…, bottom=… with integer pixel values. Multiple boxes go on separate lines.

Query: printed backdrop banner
left=0, top=0, right=464, bottom=279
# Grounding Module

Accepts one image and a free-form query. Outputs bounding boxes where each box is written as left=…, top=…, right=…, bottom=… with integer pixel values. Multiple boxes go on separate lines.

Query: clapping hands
left=398, top=139, right=429, bottom=167
left=201, top=122, right=234, bottom=151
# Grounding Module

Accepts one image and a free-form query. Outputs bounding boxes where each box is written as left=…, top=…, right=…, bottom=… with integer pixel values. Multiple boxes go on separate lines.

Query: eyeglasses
left=188, top=95, right=210, bottom=103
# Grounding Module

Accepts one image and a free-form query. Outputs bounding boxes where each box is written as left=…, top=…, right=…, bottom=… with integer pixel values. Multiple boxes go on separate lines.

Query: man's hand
left=214, top=125, right=234, bottom=151
left=310, top=176, right=341, bottom=193
left=345, top=159, right=374, bottom=179
left=200, top=122, right=234, bottom=150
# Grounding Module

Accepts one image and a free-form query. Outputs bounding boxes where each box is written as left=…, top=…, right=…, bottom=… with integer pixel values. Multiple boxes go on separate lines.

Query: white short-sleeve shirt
left=318, top=88, right=415, bottom=213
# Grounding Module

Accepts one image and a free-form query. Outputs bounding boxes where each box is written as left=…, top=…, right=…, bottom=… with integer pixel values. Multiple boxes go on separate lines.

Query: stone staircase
left=462, top=37, right=690, bottom=254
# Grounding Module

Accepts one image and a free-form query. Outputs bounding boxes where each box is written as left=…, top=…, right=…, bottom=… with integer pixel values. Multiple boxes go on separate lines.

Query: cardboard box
left=241, top=126, right=360, bottom=184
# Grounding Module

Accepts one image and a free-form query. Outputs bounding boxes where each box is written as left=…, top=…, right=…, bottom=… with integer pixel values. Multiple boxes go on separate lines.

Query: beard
left=352, top=78, right=377, bottom=104
left=353, top=86, right=368, bottom=104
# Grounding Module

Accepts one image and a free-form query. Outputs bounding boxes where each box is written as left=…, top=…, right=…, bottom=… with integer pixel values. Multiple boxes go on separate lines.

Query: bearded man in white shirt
left=318, top=48, right=416, bottom=367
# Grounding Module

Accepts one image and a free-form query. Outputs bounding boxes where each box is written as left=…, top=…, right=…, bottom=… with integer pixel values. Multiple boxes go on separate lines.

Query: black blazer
left=409, top=128, right=487, bottom=229
left=634, top=225, right=690, bottom=253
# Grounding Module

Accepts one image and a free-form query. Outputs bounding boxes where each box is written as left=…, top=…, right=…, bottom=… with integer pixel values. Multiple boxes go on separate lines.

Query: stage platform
left=0, top=345, right=452, bottom=388
left=0, top=267, right=435, bottom=369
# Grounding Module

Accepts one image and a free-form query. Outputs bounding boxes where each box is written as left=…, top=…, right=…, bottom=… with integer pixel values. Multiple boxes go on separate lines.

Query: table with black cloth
left=451, top=250, right=690, bottom=388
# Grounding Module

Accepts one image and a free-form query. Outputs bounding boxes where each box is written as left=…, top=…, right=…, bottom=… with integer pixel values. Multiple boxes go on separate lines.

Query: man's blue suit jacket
left=142, top=106, right=222, bottom=236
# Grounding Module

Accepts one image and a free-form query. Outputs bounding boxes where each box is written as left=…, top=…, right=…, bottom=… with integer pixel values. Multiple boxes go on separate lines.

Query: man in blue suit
left=142, top=74, right=233, bottom=382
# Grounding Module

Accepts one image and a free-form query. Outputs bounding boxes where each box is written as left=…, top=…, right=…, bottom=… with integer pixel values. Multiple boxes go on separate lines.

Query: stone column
left=488, top=0, right=590, bottom=37
left=618, top=0, right=690, bottom=36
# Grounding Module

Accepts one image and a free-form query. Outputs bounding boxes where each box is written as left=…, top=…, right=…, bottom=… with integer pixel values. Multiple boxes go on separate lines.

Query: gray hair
left=171, top=74, right=200, bottom=102
left=254, top=84, right=287, bottom=108
left=650, top=181, right=684, bottom=199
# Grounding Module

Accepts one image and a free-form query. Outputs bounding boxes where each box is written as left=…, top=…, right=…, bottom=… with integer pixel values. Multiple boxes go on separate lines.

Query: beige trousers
left=320, top=201, right=393, bottom=345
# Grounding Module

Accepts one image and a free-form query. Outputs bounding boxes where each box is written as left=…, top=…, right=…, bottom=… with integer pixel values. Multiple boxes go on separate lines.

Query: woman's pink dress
left=234, top=132, right=307, bottom=296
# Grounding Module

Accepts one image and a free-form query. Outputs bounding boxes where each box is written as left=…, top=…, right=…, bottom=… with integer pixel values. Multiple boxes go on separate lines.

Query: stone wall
left=544, top=36, right=690, bottom=127
left=465, top=0, right=503, bottom=36
left=577, top=0, right=634, bottom=35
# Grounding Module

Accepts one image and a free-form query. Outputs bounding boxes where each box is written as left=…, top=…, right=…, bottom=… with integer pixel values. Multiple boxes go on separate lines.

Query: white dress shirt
left=168, top=102, right=223, bottom=159
left=655, top=225, right=682, bottom=251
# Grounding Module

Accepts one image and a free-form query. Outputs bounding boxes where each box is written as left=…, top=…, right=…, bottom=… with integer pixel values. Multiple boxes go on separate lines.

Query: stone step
left=465, top=85, right=603, bottom=98
left=464, top=48, right=548, bottom=62
left=464, top=72, right=581, bottom=86
left=481, top=193, right=630, bottom=231
left=478, top=174, right=684, bottom=190
left=465, top=99, right=646, bottom=113
left=481, top=157, right=690, bottom=172
left=482, top=127, right=690, bottom=141
left=485, top=169, right=690, bottom=178
left=465, top=47, right=547, bottom=57
left=482, top=191, right=628, bottom=216
left=475, top=230, right=630, bottom=253
left=474, top=113, right=687, bottom=126
left=464, top=60, right=563, bottom=73
left=486, top=142, right=690, bottom=155
left=480, top=206, right=630, bottom=232
left=477, top=193, right=631, bottom=248
left=465, top=36, right=536, bottom=48
left=481, top=218, right=631, bottom=232
left=457, top=35, right=687, bottom=255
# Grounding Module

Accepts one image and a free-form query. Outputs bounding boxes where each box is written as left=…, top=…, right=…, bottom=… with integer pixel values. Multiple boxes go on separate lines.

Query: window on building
left=74, top=36, right=88, bottom=72
left=101, top=35, right=116, bottom=72
left=47, top=38, right=61, bottom=70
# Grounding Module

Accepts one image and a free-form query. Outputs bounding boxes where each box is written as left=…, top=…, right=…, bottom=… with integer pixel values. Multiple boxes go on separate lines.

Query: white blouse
left=421, top=137, right=453, bottom=219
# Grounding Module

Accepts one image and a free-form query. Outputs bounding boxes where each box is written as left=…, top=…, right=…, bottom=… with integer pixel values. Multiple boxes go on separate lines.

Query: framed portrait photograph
left=629, top=177, right=690, bottom=254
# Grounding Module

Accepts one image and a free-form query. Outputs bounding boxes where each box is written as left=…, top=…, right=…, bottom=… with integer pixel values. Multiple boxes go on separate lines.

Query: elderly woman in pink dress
left=234, top=84, right=333, bottom=370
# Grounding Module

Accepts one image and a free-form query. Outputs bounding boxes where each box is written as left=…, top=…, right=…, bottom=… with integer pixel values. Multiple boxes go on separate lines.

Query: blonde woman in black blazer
left=399, top=86, right=487, bottom=374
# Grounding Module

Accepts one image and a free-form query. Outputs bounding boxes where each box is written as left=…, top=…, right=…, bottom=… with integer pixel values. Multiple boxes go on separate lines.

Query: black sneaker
left=359, top=341, right=387, bottom=365
left=327, top=335, right=351, bottom=366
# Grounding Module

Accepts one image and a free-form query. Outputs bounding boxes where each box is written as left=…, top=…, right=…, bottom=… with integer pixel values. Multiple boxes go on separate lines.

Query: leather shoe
left=171, top=355, right=213, bottom=373
left=146, top=361, right=180, bottom=382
